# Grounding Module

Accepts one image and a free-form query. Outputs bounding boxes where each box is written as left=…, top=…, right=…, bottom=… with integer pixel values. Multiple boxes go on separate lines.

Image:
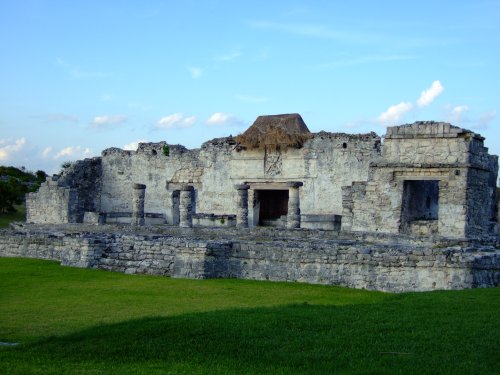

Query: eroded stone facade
left=341, top=122, right=498, bottom=238
left=26, top=118, right=498, bottom=239
left=14, top=116, right=500, bottom=292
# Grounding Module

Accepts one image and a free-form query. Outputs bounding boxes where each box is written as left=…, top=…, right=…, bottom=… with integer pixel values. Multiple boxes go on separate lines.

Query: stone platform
left=1, top=223, right=499, bottom=292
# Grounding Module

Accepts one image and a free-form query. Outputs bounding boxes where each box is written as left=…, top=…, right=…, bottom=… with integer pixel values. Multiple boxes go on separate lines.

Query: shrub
left=162, top=145, right=170, bottom=157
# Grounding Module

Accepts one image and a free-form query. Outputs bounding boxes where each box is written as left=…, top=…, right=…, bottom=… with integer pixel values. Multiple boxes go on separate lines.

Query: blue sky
left=1, top=0, right=499, bottom=174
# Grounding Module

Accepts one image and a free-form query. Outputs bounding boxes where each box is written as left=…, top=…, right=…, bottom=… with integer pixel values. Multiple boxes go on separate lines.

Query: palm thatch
left=236, top=113, right=311, bottom=151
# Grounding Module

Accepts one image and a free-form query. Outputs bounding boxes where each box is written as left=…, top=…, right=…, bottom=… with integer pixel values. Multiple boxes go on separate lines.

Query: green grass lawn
left=0, top=205, right=25, bottom=228
left=0, top=258, right=499, bottom=374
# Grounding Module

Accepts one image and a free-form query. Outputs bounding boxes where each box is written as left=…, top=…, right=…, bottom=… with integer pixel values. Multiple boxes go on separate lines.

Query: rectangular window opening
left=401, top=180, right=439, bottom=234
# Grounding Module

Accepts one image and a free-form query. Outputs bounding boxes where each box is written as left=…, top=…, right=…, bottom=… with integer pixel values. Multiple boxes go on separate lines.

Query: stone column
left=497, top=204, right=500, bottom=236
left=235, top=184, right=250, bottom=228
left=287, top=181, right=303, bottom=229
left=132, top=183, right=146, bottom=226
left=179, top=185, right=194, bottom=228
left=247, top=189, right=256, bottom=227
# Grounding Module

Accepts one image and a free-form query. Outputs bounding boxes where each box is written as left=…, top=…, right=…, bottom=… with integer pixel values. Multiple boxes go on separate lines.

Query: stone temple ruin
left=1, top=114, right=499, bottom=292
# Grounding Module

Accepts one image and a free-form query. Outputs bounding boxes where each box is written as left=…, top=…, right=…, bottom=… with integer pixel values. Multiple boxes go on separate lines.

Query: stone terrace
left=1, top=224, right=499, bottom=292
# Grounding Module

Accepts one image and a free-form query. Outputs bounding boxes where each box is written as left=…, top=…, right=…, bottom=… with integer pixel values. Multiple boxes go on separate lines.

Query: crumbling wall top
left=312, top=131, right=380, bottom=141
left=102, top=148, right=133, bottom=157
left=136, top=141, right=167, bottom=154
left=201, top=136, right=237, bottom=150
left=385, top=121, right=483, bottom=140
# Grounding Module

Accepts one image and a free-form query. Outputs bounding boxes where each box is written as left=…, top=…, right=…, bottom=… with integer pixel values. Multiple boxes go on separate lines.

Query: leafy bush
left=162, top=145, right=170, bottom=157
left=0, top=178, right=26, bottom=213
left=60, top=161, right=73, bottom=171
left=0, top=166, right=47, bottom=213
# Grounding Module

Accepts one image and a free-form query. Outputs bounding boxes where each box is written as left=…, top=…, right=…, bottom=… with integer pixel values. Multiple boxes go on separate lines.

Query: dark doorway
left=400, top=180, right=439, bottom=233
left=256, top=190, right=288, bottom=225
left=171, top=191, right=180, bottom=225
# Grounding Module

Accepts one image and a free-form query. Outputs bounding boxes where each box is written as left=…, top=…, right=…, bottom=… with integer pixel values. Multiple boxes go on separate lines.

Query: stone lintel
left=369, top=162, right=492, bottom=172
left=370, top=162, right=466, bottom=169
left=286, top=181, right=303, bottom=188
left=245, top=181, right=303, bottom=190
left=234, top=184, right=250, bottom=190
left=180, top=185, right=194, bottom=191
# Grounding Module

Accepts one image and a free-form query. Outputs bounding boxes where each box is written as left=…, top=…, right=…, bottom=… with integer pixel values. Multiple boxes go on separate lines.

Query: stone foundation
left=192, top=213, right=236, bottom=228
left=1, top=225, right=499, bottom=292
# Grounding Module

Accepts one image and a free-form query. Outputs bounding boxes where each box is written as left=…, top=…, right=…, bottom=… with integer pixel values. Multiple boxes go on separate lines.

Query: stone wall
left=1, top=226, right=499, bottom=292
left=344, top=122, right=498, bottom=238
left=98, top=132, right=380, bottom=225
left=59, top=157, right=102, bottom=217
left=26, top=157, right=102, bottom=224
left=26, top=177, right=79, bottom=224
left=466, top=168, right=497, bottom=236
left=174, top=239, right=500, bottom=292
left=96, top=234, right=179, bottom=275
left=24, top=120, right=497, bottom=238
left=0, top=230, right=102, bottom=268
left=100, top=143, right=196, bottom=222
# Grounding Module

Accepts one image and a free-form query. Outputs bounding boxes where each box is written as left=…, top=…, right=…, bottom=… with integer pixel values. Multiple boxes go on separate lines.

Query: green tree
left=0, top=165, right=48, bottom=213
left=35, top=170, right=48, bottom=182
left=0, top=178, right=24, bottom=213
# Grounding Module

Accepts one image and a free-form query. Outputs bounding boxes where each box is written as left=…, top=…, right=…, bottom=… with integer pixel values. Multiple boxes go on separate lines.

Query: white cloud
left=377, top=102, right=413, bottom=123
left=123, top=139, right=147, bottom=151
left=445, top=105, right=496, bottom=130
left=188, top=66, right=203, bottom=79
left=0, top=138, right=26, bottom=161
left=53, top=146, right=93, bottom=160
left=447, top=105, right=469, bottom=123
left=417, top=80, right=444, bottom=107
left=206, top=112, right=244, bottom=126
left=376, top=81, right=445, bottom=124
left=90, top=115, right=127, bottom=127
left=157, top=113, right=196, bottom=129
left=452, top=105, right=469, bottom=115
left=42, top=147, right=53, bottom=158
left=236, top=95, right=268, bottom=103
left=214, top=51, right=242, bottom=61
left=54, top=147, right=76, bottom=159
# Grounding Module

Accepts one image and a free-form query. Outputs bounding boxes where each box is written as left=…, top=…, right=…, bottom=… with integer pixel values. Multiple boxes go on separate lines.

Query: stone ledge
left=1, top=225, right=499, bottom=292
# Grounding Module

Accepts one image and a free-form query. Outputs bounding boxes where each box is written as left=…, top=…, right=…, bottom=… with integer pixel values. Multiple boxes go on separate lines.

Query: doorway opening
left=255, top=189, right=288, bottom=226
left=400, top=180, right=439, bottom=234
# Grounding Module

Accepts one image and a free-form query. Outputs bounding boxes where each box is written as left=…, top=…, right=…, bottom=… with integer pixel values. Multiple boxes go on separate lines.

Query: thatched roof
left=236, top=113, right=311, bottom=151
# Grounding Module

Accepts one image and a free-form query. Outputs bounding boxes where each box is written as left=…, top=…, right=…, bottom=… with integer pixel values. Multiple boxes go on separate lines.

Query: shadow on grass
left=1, top=293, right=499, bottom=375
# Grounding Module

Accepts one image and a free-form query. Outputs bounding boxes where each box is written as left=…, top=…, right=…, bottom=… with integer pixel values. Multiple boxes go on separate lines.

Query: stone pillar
left=287, top=181, right=303, bottom=229
left=235, top=184, right=250, bottom=228
left=179, top=185, right=194, bottom=228
left=497, top=204, right=500, bottom=236
left=341, top=186, right=354, bottom=232
left=248, top=189, right=256, bottom=227
left=132, top=183, right=146, bottom=226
